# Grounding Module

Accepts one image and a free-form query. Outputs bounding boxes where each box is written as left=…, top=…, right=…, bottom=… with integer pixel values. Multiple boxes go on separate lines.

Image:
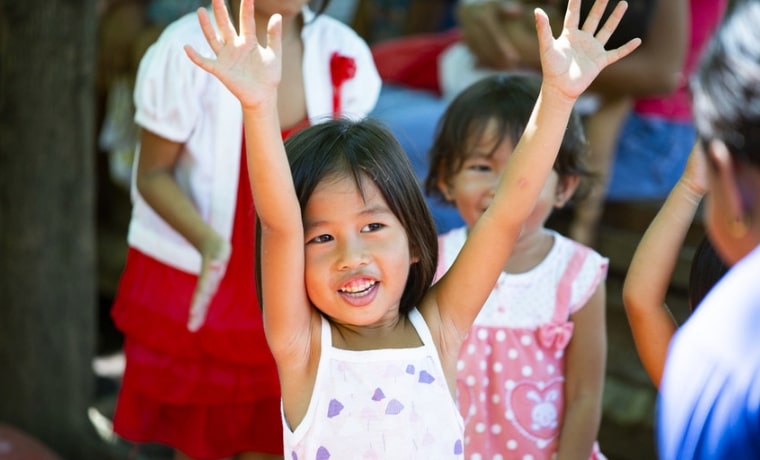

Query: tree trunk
left=0, top=0, right=109, bottom=457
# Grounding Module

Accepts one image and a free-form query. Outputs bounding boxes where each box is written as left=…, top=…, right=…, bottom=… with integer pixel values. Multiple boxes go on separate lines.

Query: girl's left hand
left=535, top=0, right=641, bottom=101
left=188, top=235, right=231, bottom=332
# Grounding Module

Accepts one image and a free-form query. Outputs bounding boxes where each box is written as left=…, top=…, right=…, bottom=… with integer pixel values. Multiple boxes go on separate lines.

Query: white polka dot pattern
left=439, top=229, right=609, bottom=459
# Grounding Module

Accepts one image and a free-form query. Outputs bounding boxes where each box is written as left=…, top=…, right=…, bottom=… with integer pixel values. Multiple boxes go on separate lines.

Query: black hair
left=688, top=235, right=729, bottom=311
left=690, top=0, right=760, bottom=169
left=425, top=73, right=592, bottom=204
left=257, top=118, right=438, bottom=315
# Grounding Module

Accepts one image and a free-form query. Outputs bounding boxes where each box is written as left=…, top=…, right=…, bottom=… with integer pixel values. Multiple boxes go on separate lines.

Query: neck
left=257, top=12, right=302, bottom=45
left=227, top=4, right=302, bottom=42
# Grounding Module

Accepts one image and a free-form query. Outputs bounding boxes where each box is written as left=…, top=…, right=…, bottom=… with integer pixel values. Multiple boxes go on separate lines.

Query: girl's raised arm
left=185, top=0, right=313, bottom=357
left=433, top=0, right=640, bottom=334
left=622, top=143, right=706, bottom=387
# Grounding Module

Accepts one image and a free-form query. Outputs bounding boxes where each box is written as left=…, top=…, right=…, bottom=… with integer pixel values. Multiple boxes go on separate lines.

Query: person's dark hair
left=257, top=118, right=438, bottom=315
left=425, top=73, right=592, bottom=204
left=688, top=236, right=729, bottom=311
left=690, top=0, right=760, bottom=169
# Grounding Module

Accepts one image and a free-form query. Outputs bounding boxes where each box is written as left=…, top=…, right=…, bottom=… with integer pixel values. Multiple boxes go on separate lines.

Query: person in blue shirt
left=657, top=1, right=760, bottom=458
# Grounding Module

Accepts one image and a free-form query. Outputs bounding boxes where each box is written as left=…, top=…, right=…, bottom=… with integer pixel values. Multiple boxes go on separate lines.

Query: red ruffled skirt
left=111, top=139, right=282, bottom=459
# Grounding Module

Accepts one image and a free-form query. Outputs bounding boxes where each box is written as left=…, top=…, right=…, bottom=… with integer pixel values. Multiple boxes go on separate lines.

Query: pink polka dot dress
left=437, top=228, right=609, bottom=460
left=282, top=308, right=465, bottom=459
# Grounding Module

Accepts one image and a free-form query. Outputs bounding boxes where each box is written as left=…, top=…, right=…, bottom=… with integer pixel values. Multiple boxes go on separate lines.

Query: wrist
left=538, top=84, right=577, bottom=112
left=676, top=178, right=704, bottom=204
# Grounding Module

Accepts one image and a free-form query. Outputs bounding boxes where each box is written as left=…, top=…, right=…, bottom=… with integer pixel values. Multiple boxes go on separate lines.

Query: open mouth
left=338, top=279, right=377, bottom=297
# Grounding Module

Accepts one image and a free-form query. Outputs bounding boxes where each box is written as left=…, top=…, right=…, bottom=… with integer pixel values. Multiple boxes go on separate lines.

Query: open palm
left=185, top=0, right=282, bottom=109
left=536, top=0, right=641, bottom=100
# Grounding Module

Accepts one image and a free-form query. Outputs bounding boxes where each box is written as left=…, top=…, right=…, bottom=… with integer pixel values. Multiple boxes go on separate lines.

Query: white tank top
left=282, top=308, right=465, bottom=459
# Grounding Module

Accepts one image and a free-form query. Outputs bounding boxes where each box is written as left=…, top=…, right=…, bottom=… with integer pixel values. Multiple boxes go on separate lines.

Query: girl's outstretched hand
left=184, top=0, right=282, bottom=109
left=535, top=0, right=641, bottom=101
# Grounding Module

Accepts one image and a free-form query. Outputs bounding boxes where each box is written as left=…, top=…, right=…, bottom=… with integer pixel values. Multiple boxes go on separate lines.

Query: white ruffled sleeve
left=133, top=16, right=208, bottom=142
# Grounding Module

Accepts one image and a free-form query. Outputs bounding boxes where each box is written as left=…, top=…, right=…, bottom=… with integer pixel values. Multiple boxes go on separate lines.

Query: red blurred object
left=371, top=30, right=461, bottom=95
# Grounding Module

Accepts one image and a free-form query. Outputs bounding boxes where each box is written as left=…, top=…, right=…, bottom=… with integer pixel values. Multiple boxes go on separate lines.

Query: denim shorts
left=606, top=113, right=696, bottom=201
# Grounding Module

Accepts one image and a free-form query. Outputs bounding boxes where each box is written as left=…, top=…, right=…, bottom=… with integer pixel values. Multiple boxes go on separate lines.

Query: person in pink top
left=570, top=0, right=728, bottom=244
left=427, top=74, right=609, bottom=459
left=602, top=0, right=728, bottom=200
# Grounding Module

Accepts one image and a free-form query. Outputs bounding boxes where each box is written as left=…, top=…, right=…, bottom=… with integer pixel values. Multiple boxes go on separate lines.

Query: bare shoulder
left=418, top=291, right=465, bottom=367
left=278, top=309, right=324, bottom=431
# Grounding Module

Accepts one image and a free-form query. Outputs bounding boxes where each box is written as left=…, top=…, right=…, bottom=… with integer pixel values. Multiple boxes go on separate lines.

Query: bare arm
left=184, top=0, right=314, bottom=361
left=622, top=143, right=706, bottom=387
left=136, top=129, right=231, bottom=331
left=430, top=0, right=641, bottom=338
left=556, top=284, right=607, bottom=459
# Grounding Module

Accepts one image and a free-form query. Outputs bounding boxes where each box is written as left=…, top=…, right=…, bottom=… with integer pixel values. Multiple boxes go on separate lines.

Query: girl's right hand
left=188, top=232, right=231, bottom=332
left=184, top=0, right=282, bottom=110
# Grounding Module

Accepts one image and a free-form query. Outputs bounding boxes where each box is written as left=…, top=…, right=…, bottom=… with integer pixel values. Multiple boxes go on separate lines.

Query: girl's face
left=438, top=118, right=567, bottom=236
left=302, top=174, right=417, bottom=327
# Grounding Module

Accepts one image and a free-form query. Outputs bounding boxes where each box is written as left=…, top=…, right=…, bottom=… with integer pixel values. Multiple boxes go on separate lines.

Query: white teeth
left=340, top=280, right=376, bottom=294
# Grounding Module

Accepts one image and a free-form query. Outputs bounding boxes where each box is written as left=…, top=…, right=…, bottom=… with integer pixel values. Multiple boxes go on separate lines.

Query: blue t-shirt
left=657, top=245, right=760, bottom=459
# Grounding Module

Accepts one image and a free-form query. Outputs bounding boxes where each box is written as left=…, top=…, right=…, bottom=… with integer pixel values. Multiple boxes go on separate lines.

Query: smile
left=339, top=279, right=377, bottom=296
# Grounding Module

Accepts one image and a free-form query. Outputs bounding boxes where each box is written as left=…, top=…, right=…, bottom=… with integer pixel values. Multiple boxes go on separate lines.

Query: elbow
left=621, top=278, right=639, bottom=314
left=135, top=171, right=150, bottom=197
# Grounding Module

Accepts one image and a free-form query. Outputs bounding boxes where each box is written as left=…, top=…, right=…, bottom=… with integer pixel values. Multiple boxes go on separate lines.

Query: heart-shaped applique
left=506, top=378, right=564, bottom=444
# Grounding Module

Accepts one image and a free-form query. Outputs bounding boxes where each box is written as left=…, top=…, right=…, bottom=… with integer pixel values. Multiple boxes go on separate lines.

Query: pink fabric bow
left=330, top=52, right=357, bottom=117
left=538, top=322, right=574, bottom=350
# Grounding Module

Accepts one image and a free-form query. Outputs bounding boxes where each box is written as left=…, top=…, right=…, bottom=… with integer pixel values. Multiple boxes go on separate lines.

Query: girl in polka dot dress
left=428, top=74, right=609, bottom=460
left=184, top=0, right=638, bottom=457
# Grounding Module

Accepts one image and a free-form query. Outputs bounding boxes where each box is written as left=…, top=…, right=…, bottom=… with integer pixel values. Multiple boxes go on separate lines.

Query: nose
left=336, top=237, right=370, bottom=271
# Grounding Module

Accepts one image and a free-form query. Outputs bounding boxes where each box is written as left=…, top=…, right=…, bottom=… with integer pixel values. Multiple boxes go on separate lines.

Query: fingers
left=593, top=0, right=627, bottom=45
left=188, top=263, right=226, bottom=332
left=603, top=36, right=641, bottom=66
left=212, top=0, right=237, bottom=45
left=562, top=0, right=581, bottom=32
left=238, top=0, right=257, bottom=41
left=184, top=45, right=215, bottom=74
left=534, top=7, right=553, bottom=53
left=580, top=0, right=610, bottom=35
left=187, top=240, right=232, bottom=332
left=267, top=13, right=283, bottom=58
left=196, top=7, right=224, bottom=56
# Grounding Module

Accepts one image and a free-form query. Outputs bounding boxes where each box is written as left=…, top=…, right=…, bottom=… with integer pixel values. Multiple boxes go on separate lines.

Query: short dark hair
left=268, top=118, right=438, bottom=315
left=425, top=73, right=592, bottom=203
left=690, top=0, right=760, bottom=169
